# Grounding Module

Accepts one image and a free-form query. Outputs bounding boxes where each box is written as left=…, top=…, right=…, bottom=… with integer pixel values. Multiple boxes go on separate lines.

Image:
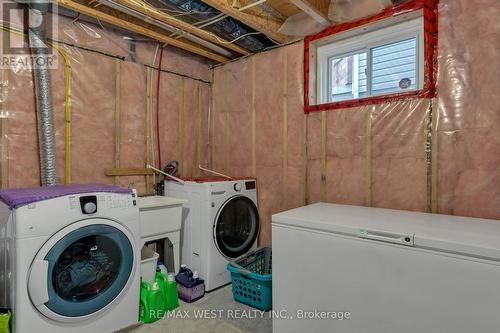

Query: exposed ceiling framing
left=54, top=0, right=334, bottom=62
left=110, top=0, right=250, bottom=55
left=57, top=0, right=230, bottom=61
left=200, top=0, right=286, bottom=43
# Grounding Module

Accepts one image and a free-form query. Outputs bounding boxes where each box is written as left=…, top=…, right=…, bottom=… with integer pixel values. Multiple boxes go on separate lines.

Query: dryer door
left=28, top=219, right=135, bottom=322
left=214, top=196, right=260, bottom=258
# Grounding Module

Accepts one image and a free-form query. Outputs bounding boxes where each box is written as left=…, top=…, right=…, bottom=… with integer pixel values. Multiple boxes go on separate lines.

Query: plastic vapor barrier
left=435, top=0, right=500, bottom=218
left=0, top=1, right=211, bottom=193
left=212, top=42, right=306, bottom=245
left=212, top=0, right=500, bottom=246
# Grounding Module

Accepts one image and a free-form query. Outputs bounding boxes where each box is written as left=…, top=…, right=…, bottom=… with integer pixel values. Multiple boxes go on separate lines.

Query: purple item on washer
left=0, top=184, right=132, bottom=209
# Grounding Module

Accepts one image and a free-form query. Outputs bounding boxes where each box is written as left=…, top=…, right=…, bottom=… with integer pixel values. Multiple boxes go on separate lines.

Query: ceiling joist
left=288, top=0, right=330, bottom=26
left=201, top=0, right=286, bottom=43
left=112, top=0, right=250, bottom=55
left=56, top=0, right=230, bottom=62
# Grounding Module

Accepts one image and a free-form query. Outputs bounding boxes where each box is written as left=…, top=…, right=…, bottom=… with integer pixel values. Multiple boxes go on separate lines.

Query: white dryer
left=166, top=177, right=259, bottom=291
left=0, top=184, right=141, bottom=333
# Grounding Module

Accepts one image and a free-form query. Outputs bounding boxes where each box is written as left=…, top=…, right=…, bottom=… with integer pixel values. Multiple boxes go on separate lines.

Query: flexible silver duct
left=28, top=2, right=58, bottom=185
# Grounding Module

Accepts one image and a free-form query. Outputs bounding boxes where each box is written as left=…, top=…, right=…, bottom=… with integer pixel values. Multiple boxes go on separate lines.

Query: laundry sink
left=137, top=195, right=187, bottom=274
left=137, top=196, right=187, bottom=239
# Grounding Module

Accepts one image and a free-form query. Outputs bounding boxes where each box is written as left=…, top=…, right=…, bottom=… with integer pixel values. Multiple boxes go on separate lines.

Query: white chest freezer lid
left=272, top=203, right=500, bottom=261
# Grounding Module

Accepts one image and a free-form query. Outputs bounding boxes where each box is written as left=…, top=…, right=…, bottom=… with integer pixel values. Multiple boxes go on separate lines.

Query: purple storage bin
left=177, top=282, right=205, bottom=303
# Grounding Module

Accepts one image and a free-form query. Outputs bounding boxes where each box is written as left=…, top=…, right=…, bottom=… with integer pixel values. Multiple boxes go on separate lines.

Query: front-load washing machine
left=166, top=177, right=259, bottom=291
left=0, top=184, right=141, bottom=333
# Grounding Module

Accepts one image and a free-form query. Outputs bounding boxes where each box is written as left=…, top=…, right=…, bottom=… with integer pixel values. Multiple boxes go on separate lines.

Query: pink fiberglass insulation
left=285, top=42, right=306, bottom=210
left=306, top=112, right=322, bottom=204
left=56, top=15, right=211, bottom=82
left=325, top=108, right=367, bottom=206
left=70, top=52, right=116, bottom=184
left=199, top=84, right=211, bottom=169
left=161, top=46, right=211, bottom=82
left=254, top=49, right=285, bottom=246
left=155, top=76, right=210, bottom=179
left=51, top=56, right=69, bottom=185
left=224, top=59, right=253, bottom=177
left=56, top=20, right=131, bottom=60
left=6, top=60, right=40, bottom=188
left=436, top=0, right=500, bottom=219
left=210, top=67, right=229, bottom=175
left=4, top=33, right=66, bottom=187
left=211, top=0, right=500, bottom=243
left=1, top=12, right=210, bottom=191
left=118, top=62, right=147, bottom=193
left=306, top=159, right=322, bottom=204
left=181, top=79, right=201, bottom=177
left=156, top=72, right=182, bottom=171
left=371, top=99, right=427, bottom=212
left=211, top=58, right=254, bottom=177
left=135, top=44, right=211, bottom=82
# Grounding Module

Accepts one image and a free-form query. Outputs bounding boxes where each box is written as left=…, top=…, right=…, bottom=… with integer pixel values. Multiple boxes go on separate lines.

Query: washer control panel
left=80, top=195, right=98, bottom=215
left=106, top=194, right=133, bottom=209
left=68, top=192, right=135, bottom=214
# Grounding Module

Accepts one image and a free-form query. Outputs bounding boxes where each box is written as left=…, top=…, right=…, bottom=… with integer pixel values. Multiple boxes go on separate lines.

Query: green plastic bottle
left=165, top=274, right=179, bottom=311
left=155, top=270, right=179, bottom=311
left=139, top=280, right=165, bottom=324
left=155, top=269, right=168, bottom=308
left=0, top=309, right=10, bottom=333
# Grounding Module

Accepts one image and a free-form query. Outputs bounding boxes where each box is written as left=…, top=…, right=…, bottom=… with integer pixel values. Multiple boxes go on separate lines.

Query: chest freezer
left=272, top=203, right=500, bottom=333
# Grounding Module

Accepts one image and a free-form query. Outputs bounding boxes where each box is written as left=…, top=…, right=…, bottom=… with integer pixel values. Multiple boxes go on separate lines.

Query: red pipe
left=156, top=47, right=164, bottom=169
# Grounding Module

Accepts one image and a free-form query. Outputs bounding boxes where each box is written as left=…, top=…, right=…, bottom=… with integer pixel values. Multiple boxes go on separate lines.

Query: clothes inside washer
left=53, top=237, right=121, bottom=301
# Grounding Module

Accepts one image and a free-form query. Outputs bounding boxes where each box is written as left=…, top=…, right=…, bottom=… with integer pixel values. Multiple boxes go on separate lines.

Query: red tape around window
left=303, top=0, right=438, bottom=113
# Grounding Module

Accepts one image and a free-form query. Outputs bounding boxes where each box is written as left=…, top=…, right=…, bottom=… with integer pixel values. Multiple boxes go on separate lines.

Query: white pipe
left=238, top=0, right=267, bottom=12
left=170, top=13, right=226, bottom=39
left=195, top=14, right=228, bottom=29
left=146, top=164, right=186, bottom=184
left=198, top=165, right=232, bottom=180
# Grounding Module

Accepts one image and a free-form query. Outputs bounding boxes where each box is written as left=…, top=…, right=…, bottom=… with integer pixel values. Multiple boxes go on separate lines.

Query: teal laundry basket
left=227, top=247, right=272, bottom=311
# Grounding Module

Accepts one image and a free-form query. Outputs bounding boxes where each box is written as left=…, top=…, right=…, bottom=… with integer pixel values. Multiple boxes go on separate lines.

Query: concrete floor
left=118, top=285, right=272, bottom=333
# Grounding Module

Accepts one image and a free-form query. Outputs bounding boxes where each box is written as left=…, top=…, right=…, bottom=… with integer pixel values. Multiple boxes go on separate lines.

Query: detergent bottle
left=157, top=261, right=168, bottom=276
left=0, top=308, right=10, bottom=333
left=155, top=268, right=167, bottom=291
left=139, top=280, right=165, bottom=323
left=165, top=274, right=179, bottom=311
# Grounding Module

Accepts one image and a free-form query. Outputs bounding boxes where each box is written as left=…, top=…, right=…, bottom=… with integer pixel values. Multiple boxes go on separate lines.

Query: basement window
left=304, top=2, right=438, bottom=113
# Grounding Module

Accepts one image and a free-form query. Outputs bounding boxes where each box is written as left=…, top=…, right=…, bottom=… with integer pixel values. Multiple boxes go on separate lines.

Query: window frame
left=304, top=0, right=438, bottom=113
left=318, top=18, right=424, bottom=104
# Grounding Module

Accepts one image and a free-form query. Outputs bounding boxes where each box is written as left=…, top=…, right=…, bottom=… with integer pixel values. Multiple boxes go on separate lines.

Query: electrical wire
left=141, top=0, right=220, bottom=16
left=212, top=31, right=262, bottom=44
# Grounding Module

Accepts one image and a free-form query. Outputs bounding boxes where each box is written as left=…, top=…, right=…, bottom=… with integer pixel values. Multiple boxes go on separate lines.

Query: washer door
left=28, top=219, right=135, bottom=322
left=214, top=196, right=259, bottom=258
